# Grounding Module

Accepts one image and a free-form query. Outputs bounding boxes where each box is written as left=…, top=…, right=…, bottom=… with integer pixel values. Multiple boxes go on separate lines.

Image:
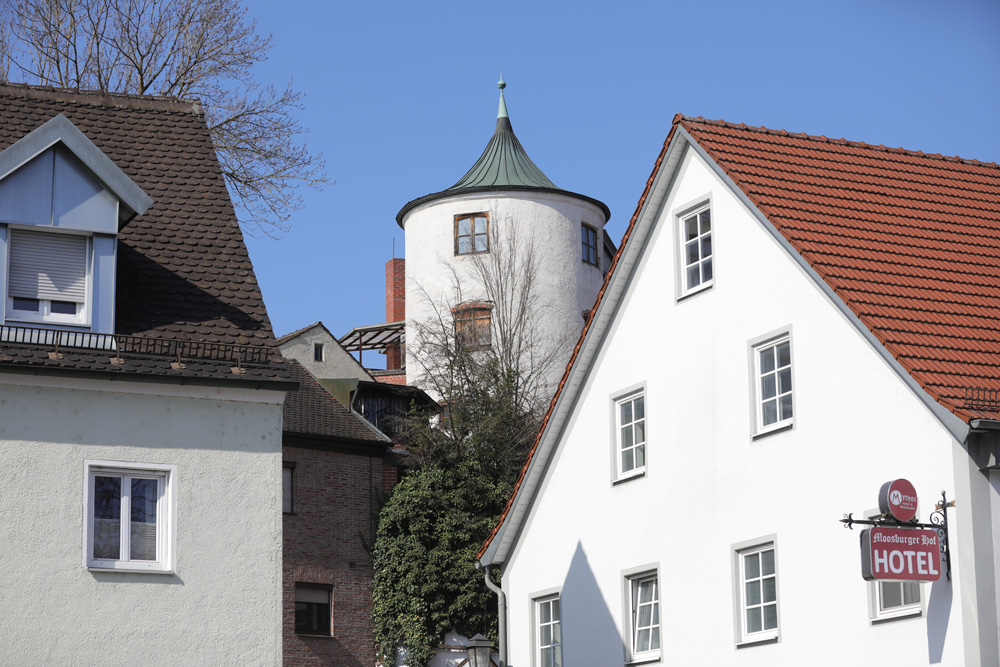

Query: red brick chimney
left=385, top=258, right=405, bottom=370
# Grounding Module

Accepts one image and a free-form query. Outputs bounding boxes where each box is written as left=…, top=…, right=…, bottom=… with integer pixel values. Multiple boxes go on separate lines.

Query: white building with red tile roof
left=478, top=115, right=1000, bottom=666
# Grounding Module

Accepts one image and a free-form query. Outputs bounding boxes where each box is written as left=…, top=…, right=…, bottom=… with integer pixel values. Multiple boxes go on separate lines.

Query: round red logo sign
left=878, top=479, right=919, bottom=522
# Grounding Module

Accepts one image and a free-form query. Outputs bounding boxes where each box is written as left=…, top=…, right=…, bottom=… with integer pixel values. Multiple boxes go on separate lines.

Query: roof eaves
left=0, top=113, right=153, bottom=224
left=479, top=120, right=688, bottom=566
left=675, top=122, right=972, bottom=442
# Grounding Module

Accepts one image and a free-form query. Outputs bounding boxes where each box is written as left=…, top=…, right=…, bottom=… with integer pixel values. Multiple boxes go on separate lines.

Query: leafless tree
left=0, top=0, right=327, bottom=237
left=404, top=217, right=570, bottom=480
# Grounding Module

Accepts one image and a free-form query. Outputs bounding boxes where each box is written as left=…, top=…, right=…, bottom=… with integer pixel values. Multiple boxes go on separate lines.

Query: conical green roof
left=396, top=79, right=609, bottom=227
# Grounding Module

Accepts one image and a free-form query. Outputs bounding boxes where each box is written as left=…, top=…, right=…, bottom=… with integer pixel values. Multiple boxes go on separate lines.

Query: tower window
left=582, top=224, right=599, bottom=267
left=455, top=214, right=489, bottom=255
left=452, top=301, right=493, bottom=349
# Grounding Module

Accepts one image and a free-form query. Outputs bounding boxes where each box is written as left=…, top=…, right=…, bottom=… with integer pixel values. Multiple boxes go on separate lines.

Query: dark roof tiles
left=282, top=359, right=386, bottom=445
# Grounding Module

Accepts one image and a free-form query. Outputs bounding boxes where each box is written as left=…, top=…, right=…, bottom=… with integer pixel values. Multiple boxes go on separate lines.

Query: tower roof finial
left=497, top=72, right=508, bottom=119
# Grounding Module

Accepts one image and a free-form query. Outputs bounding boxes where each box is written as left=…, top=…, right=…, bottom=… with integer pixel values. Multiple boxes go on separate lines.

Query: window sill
left=626, top=652, right=661, bottom=665
left=676, top=283, right=713, bottom=303
left=871, top=609, right=922, bottom=625
left=613, top=469, right=646, bottom=486
left=736, top=634, right=778, bottom=648
left=88, top=566, right=173, bottom=575
left=295, top=633, right=333, bottom=638
left=752, top=422, right=793, bottom=441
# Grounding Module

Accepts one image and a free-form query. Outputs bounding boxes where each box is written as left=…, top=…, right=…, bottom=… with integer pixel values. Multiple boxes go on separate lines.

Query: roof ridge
left=276, top=321, right=327, bottom=344
left=0, top=81, right=202, bottom=113
left=677, top=115, right=1000, bottom=169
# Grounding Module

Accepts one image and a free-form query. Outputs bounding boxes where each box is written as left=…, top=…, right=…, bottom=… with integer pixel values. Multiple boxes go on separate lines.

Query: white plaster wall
left=502, top=147, right=968, bottom=666
left=279, top=327, right=373, bottom=380
left=402, top=192, right=606, bottom=399
left=0, top=376, right=284, bottom=666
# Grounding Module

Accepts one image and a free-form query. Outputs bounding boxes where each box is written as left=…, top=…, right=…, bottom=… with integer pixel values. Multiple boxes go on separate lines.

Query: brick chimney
left=385, top=258, right=405, bottom=369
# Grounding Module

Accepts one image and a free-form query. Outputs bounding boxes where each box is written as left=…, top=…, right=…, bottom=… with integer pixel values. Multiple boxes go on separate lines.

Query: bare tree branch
left=0, top=0, right=327, bottom=237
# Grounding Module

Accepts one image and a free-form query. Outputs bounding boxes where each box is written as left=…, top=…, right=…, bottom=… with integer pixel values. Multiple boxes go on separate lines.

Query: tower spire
left=497, top=73, right=508, bottom=119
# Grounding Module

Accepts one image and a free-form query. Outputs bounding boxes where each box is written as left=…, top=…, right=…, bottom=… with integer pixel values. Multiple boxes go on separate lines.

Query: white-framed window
left=84, top=460, right=175, bottom=573
left=752, top=332, right=794, bottom=434
left=455, top=213, right=489, bottom=255
left=581, top=224, right=599, bottom=267
left=865, top=510, right=922, bottom=622
left=622, top=565, right=661, bottom=663
left=7, top=228, right=90, bottom=326
left=533, top=594, right=562, bottom=667
left=734, top=539, right=779, bottom=644
left=679, top=204, right=712, bottom=296
left=295, top=583, right=332, bottom=635
left=614, top=389, right=646, bottom=480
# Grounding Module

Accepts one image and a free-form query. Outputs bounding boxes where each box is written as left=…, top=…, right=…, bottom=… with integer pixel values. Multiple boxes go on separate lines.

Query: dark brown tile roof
left=282, top=359, right=387, bottom=445
left=0, top=83, right=287, bottom=383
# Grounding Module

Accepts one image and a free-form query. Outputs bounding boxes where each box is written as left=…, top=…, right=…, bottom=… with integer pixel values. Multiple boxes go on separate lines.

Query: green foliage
left=372, top=461, right=507, bottom=667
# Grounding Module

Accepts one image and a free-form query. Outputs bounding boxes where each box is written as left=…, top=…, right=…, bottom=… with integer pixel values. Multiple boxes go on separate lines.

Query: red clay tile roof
left=282, top=358, right=387, bottom=445
left=677, top=115, right=1000, bottom=422
left=0, top=84, right=287, bottom=383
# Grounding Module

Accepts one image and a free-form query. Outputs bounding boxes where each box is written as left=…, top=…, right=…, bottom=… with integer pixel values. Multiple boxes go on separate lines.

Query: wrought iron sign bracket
left=841, top=490, right=955, bottom=581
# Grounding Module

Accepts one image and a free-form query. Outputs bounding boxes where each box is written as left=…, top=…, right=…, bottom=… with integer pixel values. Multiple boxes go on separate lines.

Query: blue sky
left=242, top=0, right=1000, bottom=364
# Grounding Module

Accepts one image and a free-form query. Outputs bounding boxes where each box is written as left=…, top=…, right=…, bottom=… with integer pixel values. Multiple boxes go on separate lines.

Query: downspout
left=480, top=563, right=507, bottom=666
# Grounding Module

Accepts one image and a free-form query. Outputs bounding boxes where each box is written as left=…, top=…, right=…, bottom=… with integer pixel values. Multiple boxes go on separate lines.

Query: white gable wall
left=279, top=325, right=374, bottom=381
left=501, top=146, right=969, bottom=665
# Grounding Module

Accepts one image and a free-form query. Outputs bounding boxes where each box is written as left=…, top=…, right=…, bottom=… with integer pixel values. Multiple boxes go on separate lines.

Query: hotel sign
left=861, top=526, right=942, bottom=582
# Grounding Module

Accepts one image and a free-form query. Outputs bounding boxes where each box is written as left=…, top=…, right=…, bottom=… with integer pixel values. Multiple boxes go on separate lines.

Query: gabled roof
left=0, top=83, right=287, bottom=384
left=396, top=80, right=610, bottom=226
left=282, top=359, right=389, bottom=446
left=480, top=114, right=1000, bottom=564
left=276, top=321, right=331, bottom=345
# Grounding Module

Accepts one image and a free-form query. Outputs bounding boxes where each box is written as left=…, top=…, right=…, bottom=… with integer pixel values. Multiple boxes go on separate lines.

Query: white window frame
left=6, top=227, right=92, bottom=327
left=622, top=564, right=661, bottom=664
left=750, top=329, right=795, bottom=436
left=531, top=589, right=562, bottom=667
left=83, top=460, right=176, bottom=573
left=864, top=509, right=923, bottom=622
left=676, top=200, right=713, bottom=298
left=732, top=537, right=780, bottom=646
left=611, top=383, right=647, bottom=483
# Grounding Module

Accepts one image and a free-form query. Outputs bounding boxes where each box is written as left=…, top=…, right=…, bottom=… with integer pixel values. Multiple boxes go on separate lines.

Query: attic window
left=7, top=229, right=89, bottom=325
left=314, top=343, right=324, bottom=362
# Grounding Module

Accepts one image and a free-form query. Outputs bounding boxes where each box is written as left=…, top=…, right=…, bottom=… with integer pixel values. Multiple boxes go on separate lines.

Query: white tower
left=396, top=78, right=611, bottom=398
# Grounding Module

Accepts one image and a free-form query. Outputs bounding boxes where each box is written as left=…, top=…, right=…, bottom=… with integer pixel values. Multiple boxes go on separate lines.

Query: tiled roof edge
left=677, top=115, right=1000, bottom=169
left=276, top=321, right=329, bottom=344
left=0, top=82, right=202, bottom=114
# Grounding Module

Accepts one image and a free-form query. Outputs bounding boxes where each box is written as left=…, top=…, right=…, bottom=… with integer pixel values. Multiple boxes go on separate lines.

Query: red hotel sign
left=861, top=527, right=942, bottom=582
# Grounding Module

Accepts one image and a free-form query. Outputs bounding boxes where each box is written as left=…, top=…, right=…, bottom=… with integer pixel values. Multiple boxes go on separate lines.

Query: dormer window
left=0, top=114, right=152, bottom=335
left=7, top=229, right=89, bottom=325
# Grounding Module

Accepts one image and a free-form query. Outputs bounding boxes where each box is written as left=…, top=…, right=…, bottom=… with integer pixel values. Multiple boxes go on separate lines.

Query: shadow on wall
left=926, top=576, right=952, bottom=663
left=561, top=542, right=624, bottom=667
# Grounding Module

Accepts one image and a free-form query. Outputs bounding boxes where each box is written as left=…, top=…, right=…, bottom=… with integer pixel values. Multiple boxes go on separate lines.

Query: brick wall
left=385, top=259, right=405, bottom=370
left=283, top=445, right=383, bottom=667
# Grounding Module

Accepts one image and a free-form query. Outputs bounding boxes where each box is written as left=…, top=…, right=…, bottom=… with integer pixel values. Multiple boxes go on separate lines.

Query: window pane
left=93, top=476, right=121, bottom=560
left=621, top=426, right=633, bottom=449
left=636, top=628, right=650, bottom=652
left=649, top=627, right=660, bottom=650
left=687, top=265, right=700, bottom=288
left=702, top=258, right=713, bottom=281
left=686, top=239, right=699, bottom=264
left=761, top=375, right=776, bottom=399
left=685, top=216, right=699, bottom=240
left=458, top=218, right=471, bottom=236
left=541, top=647, right=552, bottom=667
left=130, top=478, right=158, bottom=561
left=763, top=577, right=776, bottom=603
left=744, top=553, right=760, bottom=579
left=475, top=234, right=488, bottom=252
left=11, top=297, right=39, bottom=312
left=881, top=582, right=902, bottom=609
left=903, top=582, right=920, bottom=605
left=540, top=602, right=551, bottom=623
left=746, top=580, right=761, bottom=605
left=763, top=604, right=778, bottom=630
left=458, top=237, right=471, bottom=254
left=747, top=607, right=762, bottom=633
left=51, top=300, right=78, bottom=314
left=763, top=399, right=778, bottom=425
left=699, top=210, right=711, bottom=233
left=759, top=348, right=775, bottom=373
left=778, top=368, right=792, bottom=394
left=540, top=625, right=551, bottom=646
left=639, top=580, right=655, bottom=603
left=634, top=396, right=644, bottom=420
left=634, top=444, right=645, bottom=468
left=622, top=449, right=634, bottom=472
left=701, top=236, right=712, bottom=258
left=620, top=401, right=632, bottom=424
left=761, top=549, right=775, bottom=575
left=779, top=395, right=793, bottom=420
left=777, top=341, right=791, bottom=367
